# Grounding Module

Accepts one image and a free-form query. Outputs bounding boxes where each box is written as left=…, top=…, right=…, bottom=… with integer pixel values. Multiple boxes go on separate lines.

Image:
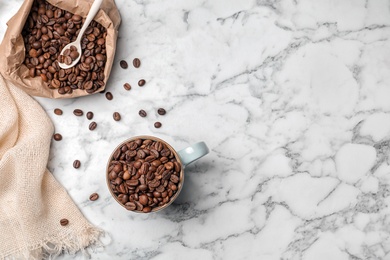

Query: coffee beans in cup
left=107, top=138, right=182, bottom=213
left=22, top=0, right=107, bottom=95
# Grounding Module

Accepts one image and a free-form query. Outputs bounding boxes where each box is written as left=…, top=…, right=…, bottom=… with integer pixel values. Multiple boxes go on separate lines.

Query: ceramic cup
left=106, top=135, right=209, bottom=213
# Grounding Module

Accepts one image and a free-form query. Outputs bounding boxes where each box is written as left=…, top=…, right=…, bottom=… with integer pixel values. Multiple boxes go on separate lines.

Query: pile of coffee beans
left=22, top=0, right=107, bottom=95
left=107, top=138, right=182, bottom=212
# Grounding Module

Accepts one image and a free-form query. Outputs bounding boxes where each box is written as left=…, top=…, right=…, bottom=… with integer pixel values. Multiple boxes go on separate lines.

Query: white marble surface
left=2, top=0, right=390, bottom=259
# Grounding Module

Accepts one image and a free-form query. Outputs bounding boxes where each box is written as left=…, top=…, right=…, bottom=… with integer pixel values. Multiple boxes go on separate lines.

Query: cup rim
left=106, top=135, right=184, bottom=213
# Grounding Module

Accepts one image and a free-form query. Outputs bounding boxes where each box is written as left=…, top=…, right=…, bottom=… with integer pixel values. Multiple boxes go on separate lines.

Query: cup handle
left=177, top=142, right=209, bottom=167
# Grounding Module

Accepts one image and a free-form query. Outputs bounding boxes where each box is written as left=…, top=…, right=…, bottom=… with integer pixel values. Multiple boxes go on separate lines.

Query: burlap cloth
left=0, top=74, right=103, bottom=259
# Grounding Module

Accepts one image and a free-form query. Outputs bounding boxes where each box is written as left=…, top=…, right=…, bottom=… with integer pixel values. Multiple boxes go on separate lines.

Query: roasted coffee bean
left=54, top=108, right=63, bottom=115
left=124, top=202, right=136, bottom=211
left=113, top=112, right=121, bottom=121
left=53, top=133, right=62, bottom=141
left=174, top=162, right=181, bottom=172
left=89, top=121, right=97, bottom=131
left=139, top=194, right=148, bottom=206
left=154, top=122, right=162, bottom=128
left=89, top=193, right=99, bottom=201
left=157, top=108, right=166, bottom=115
left=120, top=60, right=128, bottom=69
left=60, top=218, right=69, bottom=226
left=73, top=109, right=83, bottom=116
left=139, top=110, right=147, bottom=117
left=73, top=160, right=81, bottom=169
left=105, top=92, right=113, bottom=100
left=86, top=111, right=94, bottom=120
left=123, top=83, right=131, bottom=91
left=170, top=174, right=179, bottom=183
left=22, top=1, right=107, bottom=95
left=133, top=58, right=141, bottom=68
left=138, top=79, right=146, bottom=87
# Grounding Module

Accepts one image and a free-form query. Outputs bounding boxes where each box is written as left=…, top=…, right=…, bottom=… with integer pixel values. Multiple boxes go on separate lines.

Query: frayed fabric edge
left=2, top=225, right=104, bottom=260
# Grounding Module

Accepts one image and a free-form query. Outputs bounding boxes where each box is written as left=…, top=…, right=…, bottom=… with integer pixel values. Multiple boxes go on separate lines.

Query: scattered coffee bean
left=60, top=218, right=69, bottom=226
left=105, top=92, right=113, bottom=100
left=73, top=160, right=81, bottom=169
left=113, top=112, right=121, bottom=121
left=123, top=83, right=131, bottom=91
left=133, top=58, right=141, bottom=68
left=89, top=193, right=99, bottom=201
left=139, top=109, right=147, bottom=117
left=53, top=133, right=62, bottom=141
left=157, top=108, right=166, bottom=115
left=22, top=0, right=108, bottom=95
left=89, top=121, right=97, bottom=131
left=138, top=79, right=146, bottom=87
left=54, top=108, right=63, bottom=115
left=108, top=138, right=182, bottom=212
left=86, top=111, right=94, bottom=120
left=154, top=122, right=162, bottom=128
left=73, top=109, right=83, bottom=116
left=120, top=60, right=128, bottom=69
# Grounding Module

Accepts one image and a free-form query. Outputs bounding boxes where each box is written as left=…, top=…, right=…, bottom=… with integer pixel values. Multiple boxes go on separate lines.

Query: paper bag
left=0, top=0, right=121, bottom=98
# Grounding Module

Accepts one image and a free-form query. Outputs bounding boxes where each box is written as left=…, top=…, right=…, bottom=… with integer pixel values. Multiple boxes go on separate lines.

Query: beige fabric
left=0, top=74, right=102, bottom=259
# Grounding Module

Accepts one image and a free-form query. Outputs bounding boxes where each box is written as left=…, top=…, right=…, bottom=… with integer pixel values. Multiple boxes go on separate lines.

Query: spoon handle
left=76, top=0, right=104, bottom=42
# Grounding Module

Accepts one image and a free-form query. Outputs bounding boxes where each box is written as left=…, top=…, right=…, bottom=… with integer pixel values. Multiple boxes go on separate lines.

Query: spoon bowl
left=58, top=0, right=103, bottom=69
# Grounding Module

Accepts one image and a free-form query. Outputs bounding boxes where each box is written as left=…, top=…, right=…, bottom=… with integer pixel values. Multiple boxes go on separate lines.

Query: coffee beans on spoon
left=107, top=138, right=182, bottom=212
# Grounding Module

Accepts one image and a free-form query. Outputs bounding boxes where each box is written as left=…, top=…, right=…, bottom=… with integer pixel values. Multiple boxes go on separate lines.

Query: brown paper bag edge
left=0, top=0, right=121, bottom=99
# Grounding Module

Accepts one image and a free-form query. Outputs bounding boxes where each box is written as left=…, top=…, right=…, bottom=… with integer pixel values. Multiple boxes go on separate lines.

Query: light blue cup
left=107, top=135, right=209, bottom=213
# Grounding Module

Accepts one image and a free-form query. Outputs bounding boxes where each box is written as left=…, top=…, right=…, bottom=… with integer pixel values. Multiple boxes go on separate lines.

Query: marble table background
left=2, top=0, right=390, bottom=259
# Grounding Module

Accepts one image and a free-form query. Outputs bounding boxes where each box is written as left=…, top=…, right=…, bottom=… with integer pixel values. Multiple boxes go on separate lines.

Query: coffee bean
left=73, top=160, right=81, bottom=169
left=138, top=79, right=146, bottom=87
left=139, top=110, right=147, bottom=117
left=53, top=133, right=62, bottom=141
left=123, top=83, right=131, bottom=91
left=154, top=122, right=162, bottom=128
left=89, top=121, right=97, bottom=131
left=105, top=92, right=113, bottom=100
left=89, top=193, right=99, bottom=201
left=60, top=218, right=69, bottom=226
left=133, top=58, right=141, bottom=68
left=125, top=202, right=136, bottom=211
left=54, top=108, right=63, bottom=115
left=113, top=112, right=121, bottom=121
left=157, top=108, right=166, bottom=115
left=120, top=60, right=128, bottom=69
left=86, top=111, right=94, bottom=120
left=73, top=109, right=83, bottom=116
left=139, top=194, right=148, bottom=206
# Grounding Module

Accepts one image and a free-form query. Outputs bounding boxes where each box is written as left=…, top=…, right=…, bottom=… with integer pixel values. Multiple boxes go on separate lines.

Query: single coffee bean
left=113, top=112, right=121, bottom=121
left=105, top=92, right=113, bottom=100
left=133, top=58, right=141, bottom=68
left=89, top=193, right=99, bottom=201
left=54, top=108, right=63, bottom=115
left=157, top=108, right=166, bottom=115
left=73, top=109, right=83, bottom=116
left=73, top=160, right=81, bottom=169
left=123, top=83, right=131, bottom=91
left=120, top=60, right=128, bottom=69
left=154, top=122, right=162, bottom=128
left=53, top=133, right=62, bottom=141
left=86, top=111, right=94, bottom=120
left=60, top=218, right=69, bottom=226
left=139, top=194, right=148, bottom=206
left=139, top=110, right=147, bottom=117
left=89, top=121, right=97, bottom=131
left=125, top=202, right=136, bottom=211
left=138, top=79, right=146, bottom=87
